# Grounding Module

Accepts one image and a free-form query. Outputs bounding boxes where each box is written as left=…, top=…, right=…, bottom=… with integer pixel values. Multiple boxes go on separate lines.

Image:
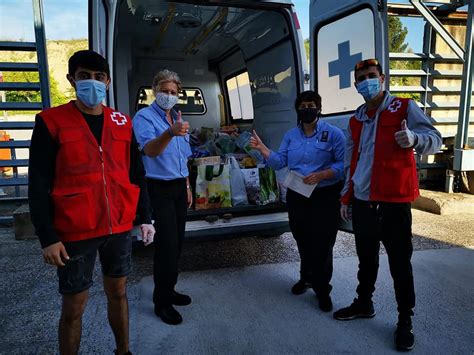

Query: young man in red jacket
left=334, top=59, right=442, bottom=351
left=28, top=50, right=155, bottom=355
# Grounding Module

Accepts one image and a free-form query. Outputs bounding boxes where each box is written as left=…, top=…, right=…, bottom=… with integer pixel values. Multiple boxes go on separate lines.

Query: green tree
left=388, top=16, right=420, bottom=100
left=4, top=70, right=68, bottom=107
left=304, top=38, right=310, bottom=62
left=48, top=71, right=70, bottom=106
left=4, top=71, right=41, bottom=103
left=388, top=16, right=409, bottom=53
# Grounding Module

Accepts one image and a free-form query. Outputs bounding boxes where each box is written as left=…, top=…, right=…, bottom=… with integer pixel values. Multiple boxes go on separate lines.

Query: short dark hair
left=295, top=90, right=322, bottom=111
left=68, top=50, right=110, bottom=78
left=354, top=58, right=383, bottom=78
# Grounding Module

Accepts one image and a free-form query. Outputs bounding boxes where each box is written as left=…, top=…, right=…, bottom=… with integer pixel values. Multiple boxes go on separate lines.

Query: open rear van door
left=89, top=0, right=117, bottom=107
left=309, top=0, right=388, bottom=129
left=309, top=0, right=387, bottom=232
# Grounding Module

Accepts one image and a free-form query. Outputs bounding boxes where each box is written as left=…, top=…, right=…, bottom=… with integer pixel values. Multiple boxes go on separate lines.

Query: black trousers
left=147, top=178, right=188, bottom=307
left=352, top=198, right=415, bottom=316
left=286, top=182, right=342, bottom=296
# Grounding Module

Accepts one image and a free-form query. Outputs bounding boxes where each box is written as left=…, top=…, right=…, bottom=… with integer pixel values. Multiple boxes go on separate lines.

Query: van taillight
left=292, top=11, right=301, bottom=30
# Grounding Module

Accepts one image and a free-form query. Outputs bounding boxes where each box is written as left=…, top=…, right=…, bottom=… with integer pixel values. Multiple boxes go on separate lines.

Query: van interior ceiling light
left=175, top=12, right=202, bottom=28
left=143, top=12, right=161, bottom=24
left=176, top=4, right=202, bottom=28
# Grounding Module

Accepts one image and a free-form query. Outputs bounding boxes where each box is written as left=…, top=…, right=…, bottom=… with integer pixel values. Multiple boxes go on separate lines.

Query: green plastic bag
left=241, top=167, right=279, bottom=205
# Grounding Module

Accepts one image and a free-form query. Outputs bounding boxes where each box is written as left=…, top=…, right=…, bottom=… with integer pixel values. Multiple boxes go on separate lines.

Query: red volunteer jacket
left=41, top=101, right=140, bottom=242
left=341, top=97, right=419, bottom=204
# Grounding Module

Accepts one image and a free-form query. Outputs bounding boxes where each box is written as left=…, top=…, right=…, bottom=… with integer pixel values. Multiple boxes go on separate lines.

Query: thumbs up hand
left=395, top=119, right=416, bottom=148
left=170, top=110, right=190, bottom=136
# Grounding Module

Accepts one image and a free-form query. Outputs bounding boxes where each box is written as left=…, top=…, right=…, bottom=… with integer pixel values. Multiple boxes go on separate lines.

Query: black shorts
left=57, top=232, right=132, bottom=295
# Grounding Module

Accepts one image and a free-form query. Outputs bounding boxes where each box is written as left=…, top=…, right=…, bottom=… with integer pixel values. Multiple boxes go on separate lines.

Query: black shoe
left=172, top=290, right=192, bottom=306
left=291, top=280, right=312, bottom=295
left=333, top=298, right=376, bottom=320
left=317, top=294, right=333, bottom=312
left=395, top=317, right=415, bottom=351
left=114, top=351, right=132, bottom=355
left=154, top=305, right=183, bottom=325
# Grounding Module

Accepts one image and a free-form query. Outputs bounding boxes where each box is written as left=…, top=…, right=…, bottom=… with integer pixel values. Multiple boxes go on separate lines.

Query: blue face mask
left=356, top=78, right=382, bottom=101
left=75, top=79, right=107, bottom=108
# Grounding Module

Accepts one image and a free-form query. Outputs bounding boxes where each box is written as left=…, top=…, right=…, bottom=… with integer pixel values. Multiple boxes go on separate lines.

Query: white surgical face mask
left=155, top=92, right=179, bottom=110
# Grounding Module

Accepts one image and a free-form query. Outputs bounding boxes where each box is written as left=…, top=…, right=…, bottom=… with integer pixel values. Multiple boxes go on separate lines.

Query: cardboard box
left=192, top=156, right=222, bottom=166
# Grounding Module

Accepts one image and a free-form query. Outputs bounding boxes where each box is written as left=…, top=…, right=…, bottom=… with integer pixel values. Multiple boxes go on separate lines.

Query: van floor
left=134, top=247, right=472, bottom=354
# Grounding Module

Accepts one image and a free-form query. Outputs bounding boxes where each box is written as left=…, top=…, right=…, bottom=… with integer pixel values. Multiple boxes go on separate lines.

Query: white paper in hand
left=284, top=170, right=317, bottom=198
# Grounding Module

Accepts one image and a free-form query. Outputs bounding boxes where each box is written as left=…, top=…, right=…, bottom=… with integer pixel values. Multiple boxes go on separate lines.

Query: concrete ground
left=1, top=209, right=473, bottom=354
left=135, top=248, right=473, bottom=354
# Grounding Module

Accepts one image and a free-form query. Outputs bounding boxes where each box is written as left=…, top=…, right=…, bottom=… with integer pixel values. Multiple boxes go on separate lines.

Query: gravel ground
left=131, top=209, right=474, bottom=279
left=1, top=209, right=473, bottom=354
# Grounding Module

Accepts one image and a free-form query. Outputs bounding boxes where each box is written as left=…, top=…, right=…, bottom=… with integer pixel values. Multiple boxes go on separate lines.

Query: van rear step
left=185, top=212, right=290, bottom=240
left=186, top=203, right=288, bottom=221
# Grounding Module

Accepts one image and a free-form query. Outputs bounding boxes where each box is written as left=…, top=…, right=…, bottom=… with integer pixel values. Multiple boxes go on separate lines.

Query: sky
left=0, top=0, right=88, bottom=41
left=0, top=0, right=426, bottom=51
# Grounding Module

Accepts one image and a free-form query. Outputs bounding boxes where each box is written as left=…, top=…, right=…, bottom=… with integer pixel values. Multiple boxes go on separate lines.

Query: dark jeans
left=286, top=182, right=342, bottom=296
left=352, top=198, right=415, bottom=316
left=147, top=178, right=188, bottom=307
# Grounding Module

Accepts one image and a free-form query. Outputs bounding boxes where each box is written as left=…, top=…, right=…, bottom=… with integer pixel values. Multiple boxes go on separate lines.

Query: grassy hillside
left=0, top=39, right=88, bottom=101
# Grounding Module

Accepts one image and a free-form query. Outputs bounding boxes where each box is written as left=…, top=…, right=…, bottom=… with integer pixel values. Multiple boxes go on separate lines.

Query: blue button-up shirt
left=266, top=120, right=346, bottom=188
left=133, top=102, right=192, bottom=180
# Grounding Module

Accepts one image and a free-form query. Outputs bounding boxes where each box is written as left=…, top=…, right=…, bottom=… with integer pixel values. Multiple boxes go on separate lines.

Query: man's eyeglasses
left=354, top=58, right=380, bottom=71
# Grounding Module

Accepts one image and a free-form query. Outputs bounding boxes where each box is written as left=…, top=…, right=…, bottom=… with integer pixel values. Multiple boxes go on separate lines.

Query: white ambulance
left=89, top=0, right=386, bottom=238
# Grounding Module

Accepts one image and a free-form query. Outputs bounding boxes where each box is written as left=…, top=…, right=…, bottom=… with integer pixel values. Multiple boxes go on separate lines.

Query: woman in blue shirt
left=133, top=69, right=192, bottom=325
left=250, top=91, right=345, bottom=312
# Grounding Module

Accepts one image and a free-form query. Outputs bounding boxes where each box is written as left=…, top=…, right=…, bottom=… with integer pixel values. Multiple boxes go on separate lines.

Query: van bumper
left=184, top=212, right=290, bottom=240
left=132, top=212, right=353, bottom=242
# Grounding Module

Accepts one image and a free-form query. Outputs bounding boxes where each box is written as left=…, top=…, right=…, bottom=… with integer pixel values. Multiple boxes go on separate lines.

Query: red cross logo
left=111, top=112, right=128, bottom=126
left=387, top=100, right=402, bottom=113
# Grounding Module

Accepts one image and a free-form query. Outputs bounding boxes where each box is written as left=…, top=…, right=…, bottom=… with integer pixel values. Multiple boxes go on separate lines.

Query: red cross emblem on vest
left=111, top=112, right=127, bottom=126
left=387, top=99, right=402, bottom=113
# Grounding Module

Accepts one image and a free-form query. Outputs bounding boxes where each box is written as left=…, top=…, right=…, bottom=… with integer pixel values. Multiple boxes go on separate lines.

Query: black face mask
left=297, top=108, right=320, bottom=124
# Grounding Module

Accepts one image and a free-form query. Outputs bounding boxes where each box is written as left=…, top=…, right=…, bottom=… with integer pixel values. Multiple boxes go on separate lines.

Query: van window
left=226, top=72, right=254, bottom=121
left=136, top=87, right=206, bottom=115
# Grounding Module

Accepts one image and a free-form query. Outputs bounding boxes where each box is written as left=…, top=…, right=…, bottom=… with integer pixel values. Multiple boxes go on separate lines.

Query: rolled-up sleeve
left=266, top=132, right=290, bottom=170
left=329, top=127, right=346, bottom=180
left=132, top=110, right=160, bottom=151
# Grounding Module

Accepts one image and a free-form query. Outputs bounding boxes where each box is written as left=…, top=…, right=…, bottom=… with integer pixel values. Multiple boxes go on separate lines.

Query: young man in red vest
left=333, top=59, right=441, bottom=351
left=28, top=50, right=155, bottom=355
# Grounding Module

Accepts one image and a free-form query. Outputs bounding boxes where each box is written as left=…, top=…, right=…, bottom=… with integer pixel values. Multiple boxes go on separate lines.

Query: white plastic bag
left=275, top=167, right=289, bottom=203
left=228, top=156, right=248, bottom=206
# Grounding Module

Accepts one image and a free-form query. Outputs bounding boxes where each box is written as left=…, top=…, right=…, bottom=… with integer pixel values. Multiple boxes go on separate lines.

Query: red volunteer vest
left=41, top=101, right=140, bottom=242
left=341, top=97, right=419, bottom=204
